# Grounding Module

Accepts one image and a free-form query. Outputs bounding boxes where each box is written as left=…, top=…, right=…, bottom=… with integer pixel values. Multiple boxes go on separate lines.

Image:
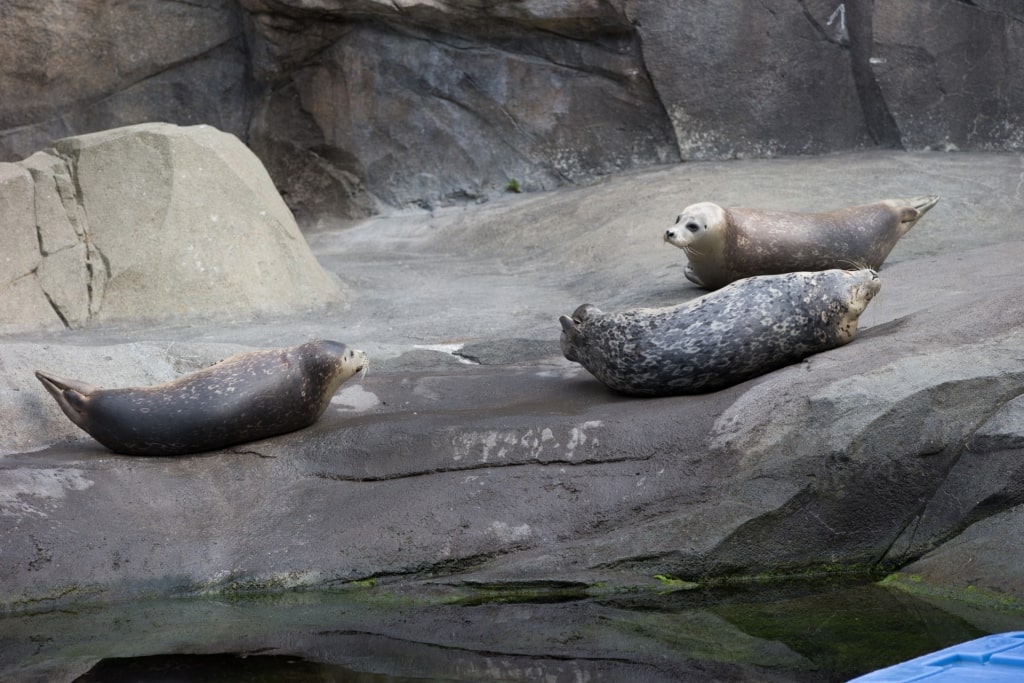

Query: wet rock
left=899, top=504, right=1024, bottom=601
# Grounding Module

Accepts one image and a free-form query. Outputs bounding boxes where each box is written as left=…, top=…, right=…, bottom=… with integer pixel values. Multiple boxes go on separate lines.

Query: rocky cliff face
left=1, top=1, right=1022, bottom=219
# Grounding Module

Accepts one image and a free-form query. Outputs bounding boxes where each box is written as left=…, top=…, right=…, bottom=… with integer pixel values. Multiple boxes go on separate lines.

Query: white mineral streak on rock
left=451, top=421, right=603, bottom=464
left=0, top=468, right=94, bottom=520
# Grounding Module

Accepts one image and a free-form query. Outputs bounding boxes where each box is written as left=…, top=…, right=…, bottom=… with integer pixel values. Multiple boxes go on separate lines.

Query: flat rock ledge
left=1, top=150, right=1023, bottom=620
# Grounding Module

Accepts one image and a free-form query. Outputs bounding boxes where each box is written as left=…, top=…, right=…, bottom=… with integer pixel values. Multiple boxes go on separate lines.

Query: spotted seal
left=663, top=196, right=939, bottom=289
left=36, top=340, right=367, bottom=455
left=559, top=269, right=880, bottom=397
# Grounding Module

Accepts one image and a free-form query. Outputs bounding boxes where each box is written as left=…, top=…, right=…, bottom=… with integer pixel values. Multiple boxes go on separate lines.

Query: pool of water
left=3, top=578, right=1023, bottom=682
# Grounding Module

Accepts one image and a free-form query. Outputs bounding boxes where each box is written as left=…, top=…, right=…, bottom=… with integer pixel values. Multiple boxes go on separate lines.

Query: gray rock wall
left=0, top=0, right=252, bottom=160
left=1, top=1, right=1022, bottom=219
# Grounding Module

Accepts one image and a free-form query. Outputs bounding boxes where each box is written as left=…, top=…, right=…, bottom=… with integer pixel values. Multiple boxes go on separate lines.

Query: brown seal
left=663, top=196, right=939, bottom=289
left=36, top=340, right=367, bottom=455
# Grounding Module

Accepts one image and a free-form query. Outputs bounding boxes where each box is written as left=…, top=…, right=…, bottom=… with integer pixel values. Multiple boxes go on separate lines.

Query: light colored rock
left=0, top=164, right=40, bottom=284
left=0, top=123, right=343, bottom=332
left=23, top=151, right=87, bottom=253
left=0, top=163, right=64, bottom=334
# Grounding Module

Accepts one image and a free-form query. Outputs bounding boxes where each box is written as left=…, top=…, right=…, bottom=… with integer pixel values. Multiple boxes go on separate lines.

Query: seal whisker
left=837, top=258, right=869, bottom=271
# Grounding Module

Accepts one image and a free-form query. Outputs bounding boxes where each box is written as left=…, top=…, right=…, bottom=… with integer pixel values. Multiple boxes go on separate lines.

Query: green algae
left=880, top=573, right=1024, bottom=613
left=5, top=579, right=1024, bottom=682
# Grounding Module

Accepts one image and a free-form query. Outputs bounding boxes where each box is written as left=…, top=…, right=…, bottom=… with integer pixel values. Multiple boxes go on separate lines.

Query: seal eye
left=674, top=215, right=682, bottom=224
left=685, top=221, right=701, bottom=233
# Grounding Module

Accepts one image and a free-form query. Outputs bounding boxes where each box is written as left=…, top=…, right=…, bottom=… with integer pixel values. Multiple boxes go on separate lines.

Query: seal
left=663, top=196, right=939, bottom=289
left=559, top=269, right=880, bottom=397
left=36, top=340, right=368, bottom=456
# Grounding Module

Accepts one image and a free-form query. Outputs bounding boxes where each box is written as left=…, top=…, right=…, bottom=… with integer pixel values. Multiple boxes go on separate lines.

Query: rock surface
left=0, top=0, right=252, bottom=159
left=0, top=123, right=342, bottom=335
left=2, top=1, right=1022, bottom=217
left=1, top=150, right=1023, bottom=617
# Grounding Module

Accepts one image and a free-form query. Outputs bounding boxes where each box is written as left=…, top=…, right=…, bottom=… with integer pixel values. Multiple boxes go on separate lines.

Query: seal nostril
left=665, top=229, right=675, bottom=239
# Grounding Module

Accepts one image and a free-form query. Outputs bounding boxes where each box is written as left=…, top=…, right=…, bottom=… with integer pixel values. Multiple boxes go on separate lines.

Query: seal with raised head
left=36, top=340, right=368, bottom=455
left=663, top=196, right=939, bottom=289
left=559, top=269, right=880, bottom=397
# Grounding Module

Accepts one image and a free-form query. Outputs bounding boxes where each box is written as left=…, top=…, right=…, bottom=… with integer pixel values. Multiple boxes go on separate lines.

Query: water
left=3, top=578, right=1023, bottom=682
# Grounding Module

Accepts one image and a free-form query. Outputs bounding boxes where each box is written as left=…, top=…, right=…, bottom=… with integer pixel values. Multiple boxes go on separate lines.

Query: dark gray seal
left=663, top=196, right=939, bottom=289
left=559, top=269, right=880, bottom=397
left=36, top=340, right=367, bottom=455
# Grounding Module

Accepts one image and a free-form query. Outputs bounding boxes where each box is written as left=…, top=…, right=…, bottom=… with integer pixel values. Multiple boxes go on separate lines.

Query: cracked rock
left=0, top=122, right=343, bottom=333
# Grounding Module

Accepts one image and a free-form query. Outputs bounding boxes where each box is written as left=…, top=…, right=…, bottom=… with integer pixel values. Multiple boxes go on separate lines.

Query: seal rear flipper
left=35, top=370, right=96, bottom=427
left=897, top=195, right=941, bottom=234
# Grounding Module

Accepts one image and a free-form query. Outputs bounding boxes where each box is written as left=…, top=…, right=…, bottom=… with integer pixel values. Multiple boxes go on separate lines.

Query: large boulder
left=0, top=123, right=342, bottom=334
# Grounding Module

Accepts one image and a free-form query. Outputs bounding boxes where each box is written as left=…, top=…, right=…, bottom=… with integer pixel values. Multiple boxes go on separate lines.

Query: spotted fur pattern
left=36, top=340, right=367, bottom=455
left=560, top=269, right=880, bottom=397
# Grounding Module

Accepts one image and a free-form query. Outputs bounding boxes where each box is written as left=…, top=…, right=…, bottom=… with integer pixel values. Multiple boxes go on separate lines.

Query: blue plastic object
left=849, top=632, right=1024, bottom=682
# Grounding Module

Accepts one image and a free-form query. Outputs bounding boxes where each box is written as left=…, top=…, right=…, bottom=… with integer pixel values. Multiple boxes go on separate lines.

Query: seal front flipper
left=35, top=371, right=96, bottom=430
left=683, top=264, right=708, bottom=288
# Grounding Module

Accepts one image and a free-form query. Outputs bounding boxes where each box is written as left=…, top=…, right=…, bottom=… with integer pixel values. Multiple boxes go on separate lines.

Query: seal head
left=36, top=340, right=368, bottom=455
left=560, top=269, right=880, bottom=396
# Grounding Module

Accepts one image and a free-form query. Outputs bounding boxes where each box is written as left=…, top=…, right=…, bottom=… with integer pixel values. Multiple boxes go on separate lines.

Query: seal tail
left=35, top=370, right=95, bottom=429
left=897, top=195, right=940, bottom=235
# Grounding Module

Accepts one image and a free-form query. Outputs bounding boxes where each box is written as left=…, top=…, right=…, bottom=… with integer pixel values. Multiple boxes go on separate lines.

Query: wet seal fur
left=36, top=340, right=368, bottom=456
left=664, top=196, right=939, bottom=289
left=560, top=269, right=880, bottom=397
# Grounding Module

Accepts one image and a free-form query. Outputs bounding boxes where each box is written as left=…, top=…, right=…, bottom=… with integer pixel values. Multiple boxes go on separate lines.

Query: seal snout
left=350, top=348, right=369, bottom=373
